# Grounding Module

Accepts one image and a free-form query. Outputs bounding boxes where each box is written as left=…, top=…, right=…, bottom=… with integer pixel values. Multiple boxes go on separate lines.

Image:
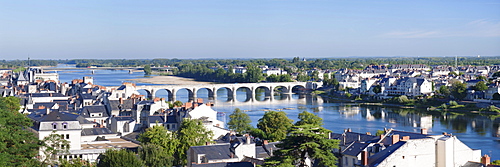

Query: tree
left=373, top=85, right=381, bottom=94
left=176, top=119, right=213, bottom=166
left=0, top=97, right=41, bottom=166
left=473, top=81, right=488, bottom=91
left=227, top=108, right=253, bottom=134
left=493, top=93, right=500, bottom=100
left=279, top=74, right=293, bottom=82
left=375, top=130, right=385, bottom=136
left=245, top=65, right=264, bottom=83
left=450, top=81, right=467, bottom=100
left=97, top=149, right=144, bottom=167
left=137, top=125, right=178, bottom=159
left=295, top=111, right=323, bottom=126
left=438, top=85, right=450, bottom=97
left=173, top=100, right=183, bottom=107
left=266, top=74, right=280, bottom=82
left=143, top=65, right=152, bottom=75
left=257, top=111, right=293, bottom=142
left=139, top=143, right=173, bottom=167
left=492, top=160, right=500, bottom=165
left=59, top=158, right=91, bottom=167
left=41, top=132, right=70, bottom=165
left=264, top=124, right=339, bottom=167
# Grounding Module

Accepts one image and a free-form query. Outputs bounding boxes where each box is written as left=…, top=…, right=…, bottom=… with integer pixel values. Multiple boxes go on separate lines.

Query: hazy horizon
left=1, top=1, right=499, bottom=60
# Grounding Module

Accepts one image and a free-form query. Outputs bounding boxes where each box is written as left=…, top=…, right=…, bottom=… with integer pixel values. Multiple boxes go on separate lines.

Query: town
left=0, top=58, right=499, bottom=166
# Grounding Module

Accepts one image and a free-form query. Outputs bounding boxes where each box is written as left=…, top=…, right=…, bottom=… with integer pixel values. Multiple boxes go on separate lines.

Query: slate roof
left=20, top=93, right=66, bottom=98
left=190, top=144, right=234, bottom=160
left=33, top=102, right=56, bottom=109
left=343, top=142, right=369, bottom=156
left=389, top=130, right=430, bottom=140
left=81, top=128, right=116, bottom=136
left=256, top=142, right=280, bottom=159
left=368, top=141, right=406, bottom=166
left=462, top=162, right=486, bottom=167
left=191, top=162, right=253, bottom=167
left=81, top=105, right=109, bottom=117
left=117, top=85, right=126, bottom=90
left=331, top=132, right=380, bottom=145
left=28, top=109, right=79, bottom=122
left=114, top=116, right=135, bottom=122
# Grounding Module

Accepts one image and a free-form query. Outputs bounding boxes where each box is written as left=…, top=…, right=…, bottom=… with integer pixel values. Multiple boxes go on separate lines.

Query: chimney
left=119, top=97, right=123, bottom=104
left=46, top=108, right=50, bottom=115
left=401, top=136, right=410, bottom=141
left=481, top=154, right=490, bottom=165
left=361, top=151, right=368, bottom=166
left=263, top=140, right=268, bottom=145
left=270, top=148, right=273, bottom=156
left=197, top=98, right=203, bottom=104
left=205, top=142, right=211, bottom=146
left=246, top=134, right=251, bottom=144
left=366, top=132, right=371, bottom=135
left=347, top=128, right=352, bottom=132
left=421, top=128, right=428, bottom=135
left=392, top=134, right=400, bottom=145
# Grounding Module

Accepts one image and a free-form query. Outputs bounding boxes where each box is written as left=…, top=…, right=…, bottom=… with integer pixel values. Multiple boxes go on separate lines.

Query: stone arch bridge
left=110, top=82, right=322, bottom=102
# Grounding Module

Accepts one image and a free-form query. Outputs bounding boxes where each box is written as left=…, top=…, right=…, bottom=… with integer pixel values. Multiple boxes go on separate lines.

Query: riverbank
left=126, top=75, right=216, bottom=85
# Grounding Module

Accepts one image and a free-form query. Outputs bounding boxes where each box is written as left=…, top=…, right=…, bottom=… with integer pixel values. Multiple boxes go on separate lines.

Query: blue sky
left=1, top=0, right=499, bottom=60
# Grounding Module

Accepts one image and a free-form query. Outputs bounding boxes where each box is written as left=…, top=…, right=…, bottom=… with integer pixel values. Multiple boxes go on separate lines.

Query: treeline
left=176, top=63, right=273, bottom=83
left=2, top=56, right=500, bottom=70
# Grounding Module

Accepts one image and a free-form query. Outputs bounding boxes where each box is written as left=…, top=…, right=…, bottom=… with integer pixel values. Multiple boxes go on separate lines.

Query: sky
left=0, top=0, right=499, bottom=60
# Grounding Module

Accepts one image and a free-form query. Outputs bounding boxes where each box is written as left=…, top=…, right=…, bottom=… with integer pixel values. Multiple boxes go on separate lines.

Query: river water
left=52, top=66, right=500, bottom=160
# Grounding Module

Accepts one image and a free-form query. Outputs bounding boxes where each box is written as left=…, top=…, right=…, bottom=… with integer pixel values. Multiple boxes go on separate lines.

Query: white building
left=28, top=109, right=138, bottom=163
left=335, top=129, right=481, bottom=167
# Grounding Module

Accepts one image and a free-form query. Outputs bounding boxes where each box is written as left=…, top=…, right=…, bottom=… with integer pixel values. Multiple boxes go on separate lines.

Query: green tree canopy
left=473, top=81, right=488, bottom=91
left=0, top=97, right=41, bottom=166
left=295, top=111, right=323, bottom=126
left=227, top=108, right=253, bottom=134
left=139, top=143, right=173, bottom=167
left=264, top=124, right=339, bottom=167
left=245, top=65, right=264, bottom=83
left=439, top=85, right=451, bottom=97
left=450, top=80, right=467, bottom=100
left=143, top=65, right=152, bottom=75
left=97, top=149, right=144, bottom=167
left=42, top=132, right=70, bottom=165
left=137, top=125, right=178, bottom=158
left=373, top=85, right=382, bottom=94
left=257, top=111, right=293, bottom=142
left=493, top=93, right=500, bottom=100
left=176, top=119, right=213, bottom=166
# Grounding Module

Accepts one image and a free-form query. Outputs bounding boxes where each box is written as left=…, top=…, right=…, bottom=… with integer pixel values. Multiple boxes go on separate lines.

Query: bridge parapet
left=107, top=82, right=321, bottom=101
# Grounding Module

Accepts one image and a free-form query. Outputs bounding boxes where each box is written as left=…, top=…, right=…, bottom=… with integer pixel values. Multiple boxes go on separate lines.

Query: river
left=52, top=65, right=500, bottom=160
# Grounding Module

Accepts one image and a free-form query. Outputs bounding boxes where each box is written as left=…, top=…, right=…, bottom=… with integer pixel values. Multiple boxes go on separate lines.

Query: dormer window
left=63, top=122, right=68, bottom=129
left=52, top=122, right=57, bottom=130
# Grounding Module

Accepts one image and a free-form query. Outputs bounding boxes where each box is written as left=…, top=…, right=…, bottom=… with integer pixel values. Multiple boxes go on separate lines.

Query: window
left=66, top=134, right=69, bottom=139
left=63, top=122, right=68, bottom=129
left=52, top=122, right=57, bottom=130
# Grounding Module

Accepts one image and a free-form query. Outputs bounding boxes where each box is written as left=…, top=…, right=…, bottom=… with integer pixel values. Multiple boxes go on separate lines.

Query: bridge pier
left=190, top=88, right=196, bottom=102
left=171, top=89, right=176, bottom=102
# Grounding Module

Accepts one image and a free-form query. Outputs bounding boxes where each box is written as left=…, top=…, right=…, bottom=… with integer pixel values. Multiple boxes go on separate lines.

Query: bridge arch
left=176, top=88, right=195, bottom=102
left=273, top=85, right=290, bottom=94
left=136, top=89, right=152, bottom=99
left=292, top=85, right=307, bottom=93
left=196, top=87, right=215, bottom=100
left=154, top=89, right=175, bottom=101
left=235, top=87, right=252, bottom=102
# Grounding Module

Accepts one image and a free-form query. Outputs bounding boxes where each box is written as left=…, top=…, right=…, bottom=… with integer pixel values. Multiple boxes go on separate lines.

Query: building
left=332, top=129, right=482, bottom=167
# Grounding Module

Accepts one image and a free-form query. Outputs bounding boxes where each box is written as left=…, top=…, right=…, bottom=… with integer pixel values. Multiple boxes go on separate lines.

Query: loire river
left=53, top=66, right=500, bottom=160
